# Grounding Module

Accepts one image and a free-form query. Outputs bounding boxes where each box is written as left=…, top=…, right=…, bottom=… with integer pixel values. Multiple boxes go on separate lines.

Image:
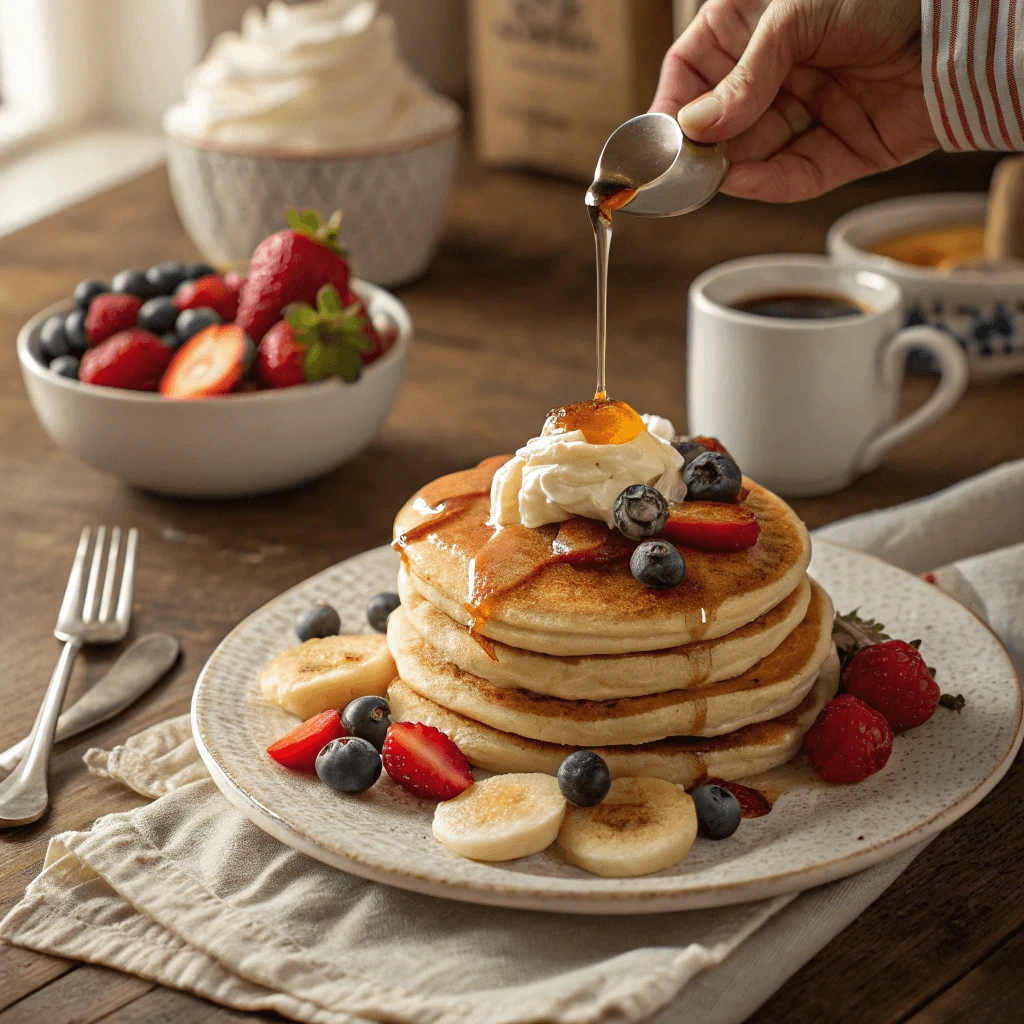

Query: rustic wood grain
left=0, top=150, right=1021, bottom=1023
left=0, top=964, right=152, bottom=1023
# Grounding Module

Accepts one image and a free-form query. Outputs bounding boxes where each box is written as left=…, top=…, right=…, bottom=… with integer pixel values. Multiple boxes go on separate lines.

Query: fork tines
left=58, top=526, right=138, bottom=635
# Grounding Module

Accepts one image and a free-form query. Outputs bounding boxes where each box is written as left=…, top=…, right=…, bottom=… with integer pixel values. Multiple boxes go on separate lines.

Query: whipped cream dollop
left=163, top=0, right=461, bottom=152
left=490, top=414, right=686, bottom=530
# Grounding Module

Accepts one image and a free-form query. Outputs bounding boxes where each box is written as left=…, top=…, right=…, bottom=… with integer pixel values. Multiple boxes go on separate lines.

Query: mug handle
left=856, top=325, right=970, bottom=473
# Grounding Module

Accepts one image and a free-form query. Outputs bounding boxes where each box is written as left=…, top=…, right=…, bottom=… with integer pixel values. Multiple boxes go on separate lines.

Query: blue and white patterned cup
left=828, top=193, right=1024, bottom=380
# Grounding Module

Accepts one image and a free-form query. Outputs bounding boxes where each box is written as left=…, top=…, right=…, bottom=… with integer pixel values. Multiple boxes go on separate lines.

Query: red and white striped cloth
left=923, top=0, right=1024, bottom=150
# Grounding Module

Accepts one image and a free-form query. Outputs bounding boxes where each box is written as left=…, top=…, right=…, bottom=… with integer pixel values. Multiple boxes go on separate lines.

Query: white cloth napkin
left=3, top=460, right=1023, bottom=1024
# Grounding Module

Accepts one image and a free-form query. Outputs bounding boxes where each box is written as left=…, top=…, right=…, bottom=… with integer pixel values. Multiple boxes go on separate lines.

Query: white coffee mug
left=687, top=255, right=970, bottom=497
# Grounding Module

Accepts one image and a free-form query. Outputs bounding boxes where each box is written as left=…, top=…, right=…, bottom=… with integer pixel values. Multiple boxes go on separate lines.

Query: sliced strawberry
left=267, top=709, right=347, bottom=773
left=552, top=517, right=635, bottom=565
left=691, top=435, right=733, bottom=459
left=237, top=209, right=351, bottom=343
left=79, top=329, right=172, bottom=390
left=704, top=776, right=771, bottom=818
left=257, top=321, right=307, bottom=388
left=85, top=293, right=143, bottom=346
left=382, top=721, right=473, bottom=801
left=175, top=274, right=238, bottom=321
left=160, top=324, right=255, bottom=399
left=659, top=502, right=760, bottom=551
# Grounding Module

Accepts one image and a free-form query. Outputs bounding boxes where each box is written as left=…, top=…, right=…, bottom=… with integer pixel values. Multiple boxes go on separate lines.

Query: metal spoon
left=592, top=112, right=729, bottom=218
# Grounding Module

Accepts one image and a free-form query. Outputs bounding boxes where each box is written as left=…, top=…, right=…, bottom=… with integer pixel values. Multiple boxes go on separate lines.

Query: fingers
left=651, top=0, right=768, bottom=115
left=679, top=0, right=805, bottom=143
left=721, top=125, right=878, bottom=202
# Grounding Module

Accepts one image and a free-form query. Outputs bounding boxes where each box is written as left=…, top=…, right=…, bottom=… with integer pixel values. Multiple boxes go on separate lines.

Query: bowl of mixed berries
left=18, top=210, right=410, bottom=497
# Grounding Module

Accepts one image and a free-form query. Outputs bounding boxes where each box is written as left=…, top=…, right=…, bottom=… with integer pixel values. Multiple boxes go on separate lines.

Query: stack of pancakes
left=387, top=458, right=838, bottom=787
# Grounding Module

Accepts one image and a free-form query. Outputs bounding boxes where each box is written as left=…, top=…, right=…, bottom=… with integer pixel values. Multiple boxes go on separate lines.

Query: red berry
left=236, top=212, right=351, bottom=343
left=341, top=288, right=385, bottom=365
left=659, top=502, right=760, bottom=551
left=803, top=694, right=893, bottom=784
left=160, top=324, right=254, bottom=399
left=79, top=329, right=172, bottom=390
left=843, top=640, right=940, bottom=732
left=257, top=321, right=308, bottom=388
left=174, top=274, right=238, bottom=321
left=266, top=709, right=347, bottom=773
left=85, top=293, right=143, bottom=346
left=223, top=270, right=246, bottom=297
left=381, top=721, right=473, bottom=801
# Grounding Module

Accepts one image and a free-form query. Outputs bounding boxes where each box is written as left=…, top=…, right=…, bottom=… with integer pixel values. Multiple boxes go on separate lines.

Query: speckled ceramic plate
left=192, top=540, right=1022, bottom=914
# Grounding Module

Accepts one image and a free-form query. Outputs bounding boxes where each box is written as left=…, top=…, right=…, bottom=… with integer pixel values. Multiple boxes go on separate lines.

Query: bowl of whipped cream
left=163, top=0, right=462, bottom=288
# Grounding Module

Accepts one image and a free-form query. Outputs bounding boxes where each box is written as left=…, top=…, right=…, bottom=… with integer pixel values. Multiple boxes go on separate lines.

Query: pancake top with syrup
left=393, top=457, right=812, bottom=654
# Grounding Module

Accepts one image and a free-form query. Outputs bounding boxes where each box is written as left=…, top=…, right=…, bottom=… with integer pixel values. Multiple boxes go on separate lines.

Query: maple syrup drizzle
left=585, top=178, right=637, bottom=401
left=543, top=397, right=645, bottom=445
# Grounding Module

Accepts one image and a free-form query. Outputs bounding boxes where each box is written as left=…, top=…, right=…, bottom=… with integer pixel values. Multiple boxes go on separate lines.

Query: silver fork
left=0, top=526, right=138, bottom=827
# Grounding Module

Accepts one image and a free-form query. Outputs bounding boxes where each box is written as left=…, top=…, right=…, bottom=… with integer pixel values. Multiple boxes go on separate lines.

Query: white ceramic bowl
left=165, top=117, right=461, bottom=288
left=827, top=193, right=1024, bottom=378
left=18, top=280, right=411, bottom=498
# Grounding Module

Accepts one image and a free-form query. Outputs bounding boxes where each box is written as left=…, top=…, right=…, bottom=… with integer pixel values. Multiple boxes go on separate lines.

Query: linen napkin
left=3, top=459, right=1022, bottom=1024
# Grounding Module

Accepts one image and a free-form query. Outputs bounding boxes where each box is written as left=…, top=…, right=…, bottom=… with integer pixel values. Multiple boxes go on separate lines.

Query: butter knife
left=0, top=633, right=180, bottom=772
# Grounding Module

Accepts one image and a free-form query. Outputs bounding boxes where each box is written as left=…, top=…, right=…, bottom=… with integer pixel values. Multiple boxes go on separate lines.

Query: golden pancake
left=387, top=647, right=840, bottom=787
left=388, top=581, right=833, bottom=744
left=398, top=567, right=812, bottom=699
left=393, top=459, right=811, bottom=655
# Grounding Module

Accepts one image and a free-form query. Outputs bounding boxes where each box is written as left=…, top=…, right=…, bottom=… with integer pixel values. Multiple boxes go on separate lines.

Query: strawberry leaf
left=303, top=339, right=332, bottom=382
left=317, top=284, right=343, bottom=319
left=327, top=344, right=362, bottom=382
left=325, top=318, right=374, bottom=352
left=285, top=303, right=321, bottom=334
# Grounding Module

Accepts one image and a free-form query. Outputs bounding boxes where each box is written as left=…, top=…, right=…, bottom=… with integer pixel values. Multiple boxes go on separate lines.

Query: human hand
left=651, top=0, right=940, bottom=202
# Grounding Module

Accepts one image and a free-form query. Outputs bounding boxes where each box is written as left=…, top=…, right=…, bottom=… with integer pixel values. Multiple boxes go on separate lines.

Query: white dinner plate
left=192, top=540, right=1022, bottom=914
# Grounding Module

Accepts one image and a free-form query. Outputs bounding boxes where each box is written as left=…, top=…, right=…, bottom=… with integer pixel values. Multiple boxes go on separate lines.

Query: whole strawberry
left=236, top=209, right=351, bottom=343
left=257, top=321, right=307, bottom=388
left=803, top=694, right=893, bottom=784
left=256, top=284, right=372, bottom=388
left=843, top=640, right=940, bottom=733
left=86, top=293, right=143, bottom=346
left=79, top=329, right=173, bottom=390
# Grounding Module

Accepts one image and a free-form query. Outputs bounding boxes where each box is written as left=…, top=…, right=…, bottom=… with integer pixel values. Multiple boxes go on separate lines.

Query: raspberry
left=803, top=694, right=893, bottom=784
left=843, top=640, right=940, bottom=732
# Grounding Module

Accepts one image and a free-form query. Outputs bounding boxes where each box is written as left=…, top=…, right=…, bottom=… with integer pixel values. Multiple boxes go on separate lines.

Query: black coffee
left=733, top=292, right=864, bottom=319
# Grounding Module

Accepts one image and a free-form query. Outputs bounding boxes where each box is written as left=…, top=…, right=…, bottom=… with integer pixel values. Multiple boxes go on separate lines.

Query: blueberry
left=184, top=261, right=216, bottom=280
left=111, top=268, right=159, bottom=299
left=161, top=331, right=183, bottom=350
left=557, top=750, right=611, bottom=807
left=137, top=295, right=179, bottom=334
left=295, top=604, right=341, bottom=642
left=692, top=783, right=741, bottom=839
left=48, top=355, right=80, bottom=380
left=64, top=308, right=89, bottom=356
left=73, top=279, right=108, bottom=310
left=175, top=307, right=222, bottom=342
left=683, top=451, right=743, bottom=503
left=40, top=315, right=70, bottom=362
left=671, top=439, right=708, bottom=468
left=630, top=539, right=685, bottom=589
left=145, top=261, right=189, bottom=295
left=613, top=484, right=668, bottom=541
left=341, top=695, right=392, bottom=752
left=367, top=592, right=401, bottom=633
left=315, top=736, right=382, bottom=793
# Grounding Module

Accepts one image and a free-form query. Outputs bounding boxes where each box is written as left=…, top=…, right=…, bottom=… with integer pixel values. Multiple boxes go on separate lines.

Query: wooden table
left=0, top=152, right=1022, bottom=1024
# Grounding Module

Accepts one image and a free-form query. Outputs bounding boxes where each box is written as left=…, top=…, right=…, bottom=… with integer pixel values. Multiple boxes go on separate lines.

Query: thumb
left=678, top=3, right=801, bottom=142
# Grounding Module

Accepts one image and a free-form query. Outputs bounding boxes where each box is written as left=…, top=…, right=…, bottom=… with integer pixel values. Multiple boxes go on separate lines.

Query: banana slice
left=558, top=776, right=697, bottom=878
left=432, top=773, right=566, bottom=862
left=260, top=634, right=396, bottom=719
